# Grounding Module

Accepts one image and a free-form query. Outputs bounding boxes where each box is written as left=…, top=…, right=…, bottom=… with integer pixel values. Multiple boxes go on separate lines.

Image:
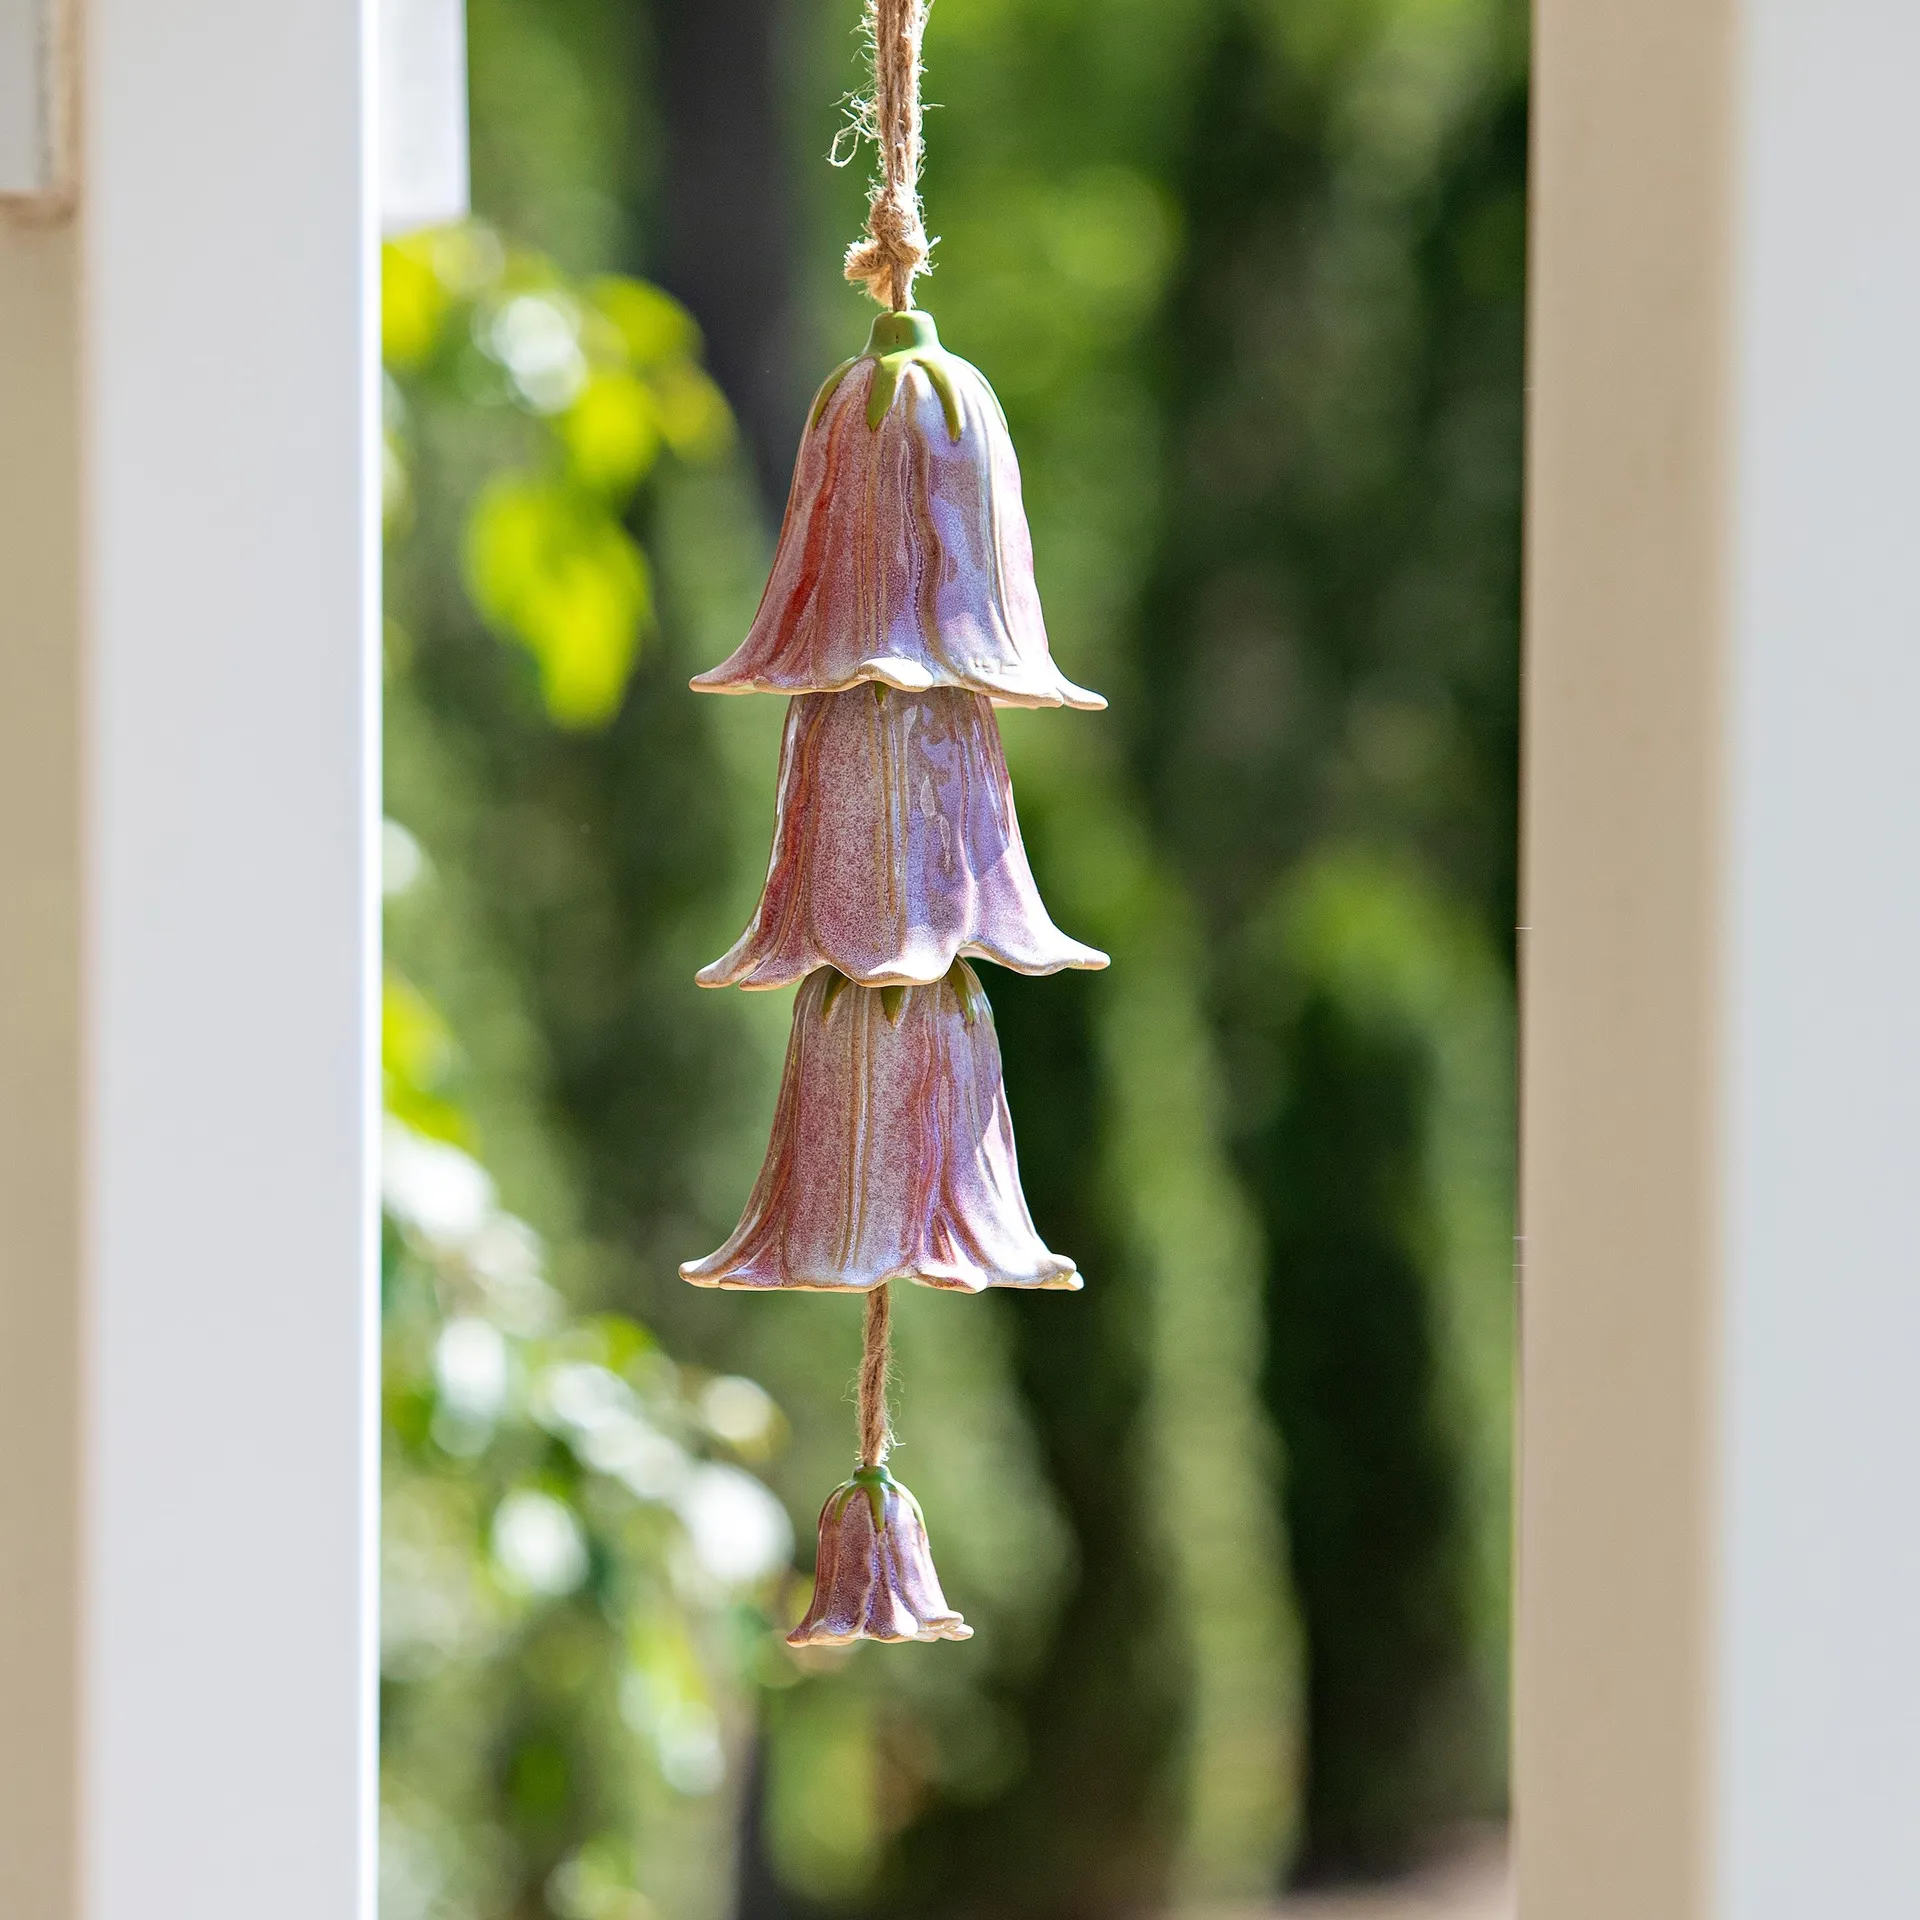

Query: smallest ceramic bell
left=788, top=1464, right=971, bottom=1646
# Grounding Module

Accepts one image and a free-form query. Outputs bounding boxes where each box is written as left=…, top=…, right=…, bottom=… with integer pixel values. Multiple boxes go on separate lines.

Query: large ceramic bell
left=681, top=962, right=1079, bottom=1294
left=699, top=683, right=1108, bottom=990
left=690, top=311, right=1104, bottom=712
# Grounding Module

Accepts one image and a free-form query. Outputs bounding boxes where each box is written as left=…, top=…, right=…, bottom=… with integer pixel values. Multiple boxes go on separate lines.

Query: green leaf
left=382, top=967, right=472, bottom=1145
left=558, top=369, right=662, bottom=494
left=464, top=474, right=652, bottom=728
left=588, top=276, right=700, bottom=367
left=648, top=362, right=735, bottom=462
left=381, top=237, right=454, bottom=370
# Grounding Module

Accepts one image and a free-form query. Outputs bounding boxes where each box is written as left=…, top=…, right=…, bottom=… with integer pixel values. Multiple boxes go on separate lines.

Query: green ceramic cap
left=865, top=309, right=940, bottom=356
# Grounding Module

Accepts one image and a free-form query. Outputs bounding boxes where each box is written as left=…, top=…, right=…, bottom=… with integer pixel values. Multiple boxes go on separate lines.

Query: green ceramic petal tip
left=808, top=357, right=860, bottom=428
left=854, top=311, right=965, bottom=440
left=805, top=310, right=966, bottom=440
left=851, top=1461, right=898, bottom=1526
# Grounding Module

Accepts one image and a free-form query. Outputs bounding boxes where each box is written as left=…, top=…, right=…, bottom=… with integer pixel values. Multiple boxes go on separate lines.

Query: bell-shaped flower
left=680, top=962, right=1079, bottom=1293
left=699, top=684, right=1108, bottom=990
left=691, top=311, right=1103, bottom=711
left=786, top=1465, right=971, bottom=1646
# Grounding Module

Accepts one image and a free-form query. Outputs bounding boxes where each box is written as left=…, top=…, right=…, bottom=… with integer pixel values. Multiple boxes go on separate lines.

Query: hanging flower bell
left=690, top=310, right=1104, bottom=712
left=691, top=0, right=1091, bottom=1652
left=788, top=1464, right=971, bottom=1646
left=698, top=683, right=1108, bottom=990
left=680, top=961, right=1078, bottom=1294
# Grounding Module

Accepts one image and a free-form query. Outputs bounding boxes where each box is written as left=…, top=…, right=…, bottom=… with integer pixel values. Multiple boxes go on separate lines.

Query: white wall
left=1521, top=3, right=1920, bottom=1914
left=1720, top=3, right=1920, bottom=1910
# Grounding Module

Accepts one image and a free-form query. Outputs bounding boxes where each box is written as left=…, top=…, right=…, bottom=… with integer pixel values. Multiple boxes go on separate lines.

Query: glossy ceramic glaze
left=787, top=1466, right=971, bottom=1646
left=700, top=684, right=1108, bottom=989
left=680, top=962, right=1079, bottom=1293
left=690, top=316, right=1104, bottom=711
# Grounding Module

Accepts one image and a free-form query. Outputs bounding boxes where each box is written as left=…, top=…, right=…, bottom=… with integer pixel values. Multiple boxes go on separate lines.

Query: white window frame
left=4, top=0, right=1919, bottom=1914
left=2, top=1, right=384, bottom=1913
left=1520, top=1, right=1920, bottom=1913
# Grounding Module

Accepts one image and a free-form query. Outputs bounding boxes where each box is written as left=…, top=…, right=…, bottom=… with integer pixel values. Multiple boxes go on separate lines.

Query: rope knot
left=841, top=0, right=935, bottom=310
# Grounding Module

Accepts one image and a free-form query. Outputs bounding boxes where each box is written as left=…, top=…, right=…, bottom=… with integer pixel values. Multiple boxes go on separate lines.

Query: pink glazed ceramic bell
left=689, top=0, right=1101, bottom=1648
left=698, top=683, right=1109, bottom=990
left=680, top=962, right=1079, bottom=1295
left=691, top=310, right=1104, bottom=712
left=787, top=1466, right=972, bottom=1646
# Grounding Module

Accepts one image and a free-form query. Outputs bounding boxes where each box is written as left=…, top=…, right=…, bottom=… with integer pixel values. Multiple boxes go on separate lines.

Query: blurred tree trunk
left=1128, top=0, right=1528, bottom=1881
left=1244, top=988, right=1467, bottom=1876
left=732, top=1730, right=796, bottom=1920
left=648, top=0, right=808, bottom=508
left=874, top=966, right=1189, bottom=1920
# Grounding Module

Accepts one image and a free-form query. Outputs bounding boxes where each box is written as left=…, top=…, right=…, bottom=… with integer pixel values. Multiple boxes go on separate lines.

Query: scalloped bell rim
left=700, top=937, right=1108, bottom=991
left=786, top=1614, right=974, bottom=1645
left=693, top=656, right=1107, bottom=712
left=684, top=1261, right=1083, bottom=1294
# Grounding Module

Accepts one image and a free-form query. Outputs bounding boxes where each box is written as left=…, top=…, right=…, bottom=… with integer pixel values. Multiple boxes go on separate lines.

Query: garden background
left=375, top=1, right=1527, bottom=1913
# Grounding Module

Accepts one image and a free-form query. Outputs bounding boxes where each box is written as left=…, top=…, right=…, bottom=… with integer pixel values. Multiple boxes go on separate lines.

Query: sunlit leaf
left=560, top=370, right=662, bottom=494
left=590, top=276, right=701, bottom=367
left=425, top=222, right=505, bottom=300
left=382, top=238, right=453, bottom=370
left=464, top=474, right=652, bottom=728
left=649, top=363, right=735, bottom=462
left=382, top=967, right=472, bottom=1146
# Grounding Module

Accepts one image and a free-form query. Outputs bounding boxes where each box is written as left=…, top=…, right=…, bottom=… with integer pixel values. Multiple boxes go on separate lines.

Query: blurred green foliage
left=381, top=224, right=791, bottom=1920
left=381, top=960, right=795, bottom=1920
left=385, top=226, right=729, bottom=727
left=1231, top=855, right=1514, bottom=1870
left=382, top=0, right=1525, bottom=1911
left=1130, top=0, right=1527, bottom=1874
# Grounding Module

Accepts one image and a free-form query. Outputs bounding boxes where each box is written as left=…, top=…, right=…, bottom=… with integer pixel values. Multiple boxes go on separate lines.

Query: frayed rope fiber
left=842, top=0, right=934, bottom=309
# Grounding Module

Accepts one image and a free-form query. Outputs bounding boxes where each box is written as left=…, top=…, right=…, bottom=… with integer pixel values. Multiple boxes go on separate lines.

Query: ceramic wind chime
left=682, top=0, right=1103, bottom=1645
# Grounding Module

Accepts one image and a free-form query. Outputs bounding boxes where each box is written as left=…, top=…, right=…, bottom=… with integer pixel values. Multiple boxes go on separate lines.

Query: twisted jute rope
left=842, top=0, right=933, bottom=310
left=845, top=3, right=923, bottom=1472
left=858, top=1285, right=894, bottom=1469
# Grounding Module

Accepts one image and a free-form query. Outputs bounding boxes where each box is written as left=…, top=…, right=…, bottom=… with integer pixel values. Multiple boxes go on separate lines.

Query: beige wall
left=1517, top=2, right=1734, bottom=1915
left=0, top=215, right=81, bottom=1917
